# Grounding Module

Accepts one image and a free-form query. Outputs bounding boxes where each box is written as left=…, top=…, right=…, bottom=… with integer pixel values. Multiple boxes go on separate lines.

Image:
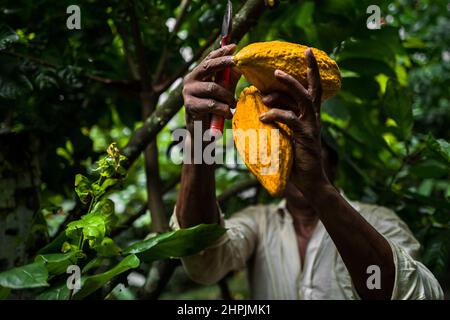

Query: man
left=173, top=43, right=443, bottom=299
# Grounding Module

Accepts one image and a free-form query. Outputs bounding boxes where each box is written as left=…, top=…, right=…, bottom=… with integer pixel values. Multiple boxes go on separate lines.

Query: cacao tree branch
left=123, top=0, right=267, bottom=168
left=138, top=259, right=180, bottom=300
left=127, top=0, right=169, bottom=233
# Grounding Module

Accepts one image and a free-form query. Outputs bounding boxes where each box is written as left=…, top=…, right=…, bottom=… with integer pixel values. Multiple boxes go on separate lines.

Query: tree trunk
left=0, top=133, right=42, bottom=272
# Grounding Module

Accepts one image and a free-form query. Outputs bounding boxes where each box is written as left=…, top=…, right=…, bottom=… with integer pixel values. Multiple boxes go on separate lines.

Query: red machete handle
left=209, top=37, right=231, bottom=136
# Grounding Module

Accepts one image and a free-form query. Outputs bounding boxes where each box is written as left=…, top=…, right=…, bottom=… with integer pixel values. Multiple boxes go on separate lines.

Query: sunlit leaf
left=35, top=252, right=79, bottom=277
left=0, top=261, right=49, bottom=289
left=74, top=174, right=93, bottom=204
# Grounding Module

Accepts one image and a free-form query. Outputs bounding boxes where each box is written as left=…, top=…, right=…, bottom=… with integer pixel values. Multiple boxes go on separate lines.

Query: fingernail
left=226, top=56, right=235, bottom=64
left=259, top=113, right=267, bottom=121
left=275, top=69, right=285, bottom=76
left=306, top=48, right=315, bottom=66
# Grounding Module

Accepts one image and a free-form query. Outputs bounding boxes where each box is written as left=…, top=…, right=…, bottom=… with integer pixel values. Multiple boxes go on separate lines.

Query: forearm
left=307, top=183, right=395, bottom=299
left=175, top=122, right=219, bottom=227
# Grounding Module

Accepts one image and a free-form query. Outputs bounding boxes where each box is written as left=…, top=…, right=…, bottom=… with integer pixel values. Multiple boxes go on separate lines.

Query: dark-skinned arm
left=176, top=44, right=240, bottom=228
left=259, top=49, right=395, bottom=299
left=307, top=182, right=395, bottom=299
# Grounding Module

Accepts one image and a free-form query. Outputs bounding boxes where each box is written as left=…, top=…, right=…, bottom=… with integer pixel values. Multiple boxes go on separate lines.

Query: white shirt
left=171, top=199, right=443, bottom=299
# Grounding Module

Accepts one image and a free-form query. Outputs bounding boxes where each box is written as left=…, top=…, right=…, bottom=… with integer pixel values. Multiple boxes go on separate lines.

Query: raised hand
left=259, top=48, right=329, bottom=196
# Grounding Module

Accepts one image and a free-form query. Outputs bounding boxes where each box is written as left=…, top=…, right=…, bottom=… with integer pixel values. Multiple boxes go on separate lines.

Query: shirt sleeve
left=368, top=206, right=444, bottom=300
left=169, top=204, right=261, bottom=285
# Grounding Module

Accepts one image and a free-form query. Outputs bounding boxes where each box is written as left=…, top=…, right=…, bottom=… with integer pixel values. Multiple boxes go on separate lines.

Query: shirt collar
left=276, top=189, right=360, bottom=218
left=276, top=198, right=293, bottom=222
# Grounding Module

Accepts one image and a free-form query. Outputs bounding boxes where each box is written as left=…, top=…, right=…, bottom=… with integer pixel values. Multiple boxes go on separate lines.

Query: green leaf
left=66, top=199, right=117, bottom=248
left=66, top=214, right=106, bottom=247
left=422, top=231, right=450, bottom=278
left=36, top=281, right=69, bottom=300
left=35, top=252, right=79, bottom=277
left=94, top=178, right=119, bottom=198
left=383, top=79, right=413, bottom=140
left=426, top=135, right=450, bottom=164
left=0, top=25, right=19, bottom=50
left=0, top=261, right=49, bottom=289
left=93, top=237, right=122, bottom=257
left=72, top=254, right=140, bottom=300
left=410, top=159, right=449, bottom=179
left=74, top=174, right=93, bottom=204
left=82, top=257, right=106, bottom=274
left=91, top=198, right=116, bottom=228
left=94, top=143, right=127, bottom=179
left=123, top=224, right=226, bottom=263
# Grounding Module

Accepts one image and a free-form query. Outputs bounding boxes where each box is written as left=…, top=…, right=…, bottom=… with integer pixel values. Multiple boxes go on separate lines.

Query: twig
left=153, top=0, right=192, bottom=84
left=172, top=0, right=191, bottom=35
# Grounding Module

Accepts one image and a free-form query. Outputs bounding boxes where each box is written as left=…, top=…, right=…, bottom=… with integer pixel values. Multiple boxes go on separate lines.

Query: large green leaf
left=123, top=224, right=226, bottom=263
left=0, top=261, right=49, bottom=289
left=35, top=252, right=79, bottom=277
left=72, top=254, right=140, bottom=300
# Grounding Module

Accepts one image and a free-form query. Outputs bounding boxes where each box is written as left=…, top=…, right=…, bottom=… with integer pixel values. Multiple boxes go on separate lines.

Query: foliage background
left=0, top=0, right=449, bottom=299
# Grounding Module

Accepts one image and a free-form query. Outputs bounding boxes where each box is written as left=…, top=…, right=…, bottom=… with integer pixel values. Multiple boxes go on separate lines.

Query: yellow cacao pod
left=232, top=86, right=293, bottom=197
left=233, top=41, right=341, bottom=100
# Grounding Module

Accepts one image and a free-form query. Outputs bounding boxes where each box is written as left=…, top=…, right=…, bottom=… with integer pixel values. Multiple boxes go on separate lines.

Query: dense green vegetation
left=0, top=0, right=449, bottom=299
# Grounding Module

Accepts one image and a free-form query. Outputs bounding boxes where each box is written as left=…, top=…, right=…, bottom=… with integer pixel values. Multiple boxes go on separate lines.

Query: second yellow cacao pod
left=232, top=86, right=293, bottom=197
